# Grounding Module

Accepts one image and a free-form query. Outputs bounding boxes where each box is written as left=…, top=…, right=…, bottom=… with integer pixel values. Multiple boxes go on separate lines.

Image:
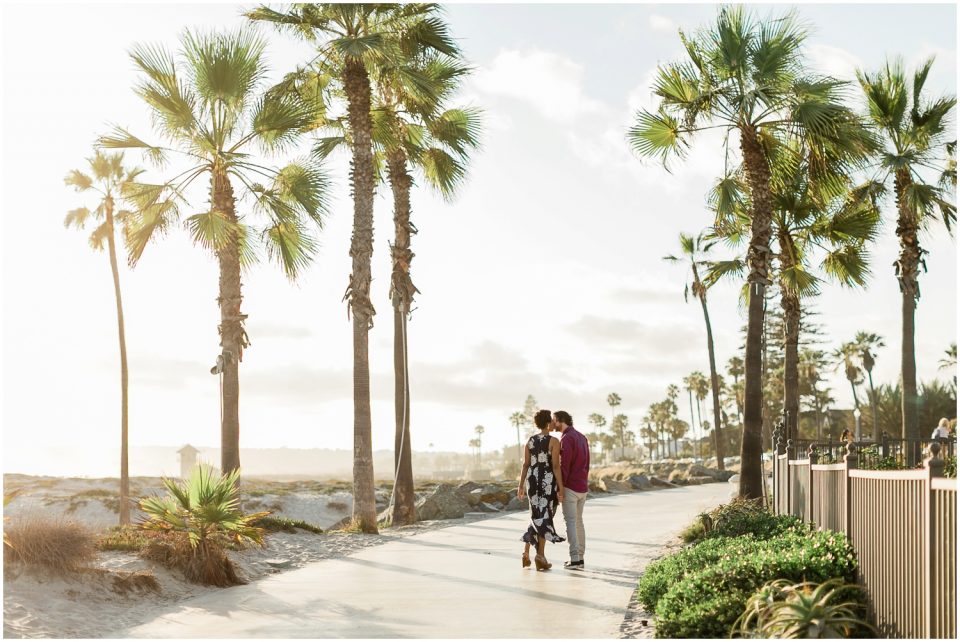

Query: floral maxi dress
left=521, top=433, right=565, bottom=546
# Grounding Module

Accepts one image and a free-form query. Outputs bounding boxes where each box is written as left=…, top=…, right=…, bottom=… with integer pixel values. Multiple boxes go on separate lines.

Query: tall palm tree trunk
left=699, top=292, right=725, bottom=470
left=212, top=170, right=243, bottom=479
left=104, top=198, right=130, bottom=525
left=387, top=151, right=417, bottom=527
left=686, top=388, right=696, bottom=451
left=739, top=125, right=775, bottom=500
left=344, top=58, right=378, bottom=534
left=781, top=289, right=801, bottom=445
left=894, top=170, right=920, bottom=446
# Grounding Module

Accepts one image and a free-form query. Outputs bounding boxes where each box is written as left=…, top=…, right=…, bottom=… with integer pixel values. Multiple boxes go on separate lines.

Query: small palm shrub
left=681, top=498, right=800, bottom=544
left=138, top=466, right=268, bottom=586
left=3, top=515, right=97, bottom=572
left=732, top=578, right=876, bottom=638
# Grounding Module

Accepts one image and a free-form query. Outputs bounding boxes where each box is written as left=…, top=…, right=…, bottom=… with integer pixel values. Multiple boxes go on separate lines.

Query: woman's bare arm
left=550, top=437, right=565, bottom=502
left=518, top=442, right=531, bottom=499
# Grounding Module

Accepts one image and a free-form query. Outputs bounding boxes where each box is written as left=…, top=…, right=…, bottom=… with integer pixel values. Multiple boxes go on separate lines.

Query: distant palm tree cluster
left=66, top=4, right=481, bottom=532
left=627, top=6, right=955, bottom=499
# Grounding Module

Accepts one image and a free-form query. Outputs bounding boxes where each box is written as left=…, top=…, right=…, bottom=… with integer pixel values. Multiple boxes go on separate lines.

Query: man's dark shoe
left=564, top=560, right=584, bottom=570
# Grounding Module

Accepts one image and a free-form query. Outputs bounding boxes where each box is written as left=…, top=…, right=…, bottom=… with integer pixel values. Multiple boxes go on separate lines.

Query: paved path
left=121, top=483, right=731, bottom=638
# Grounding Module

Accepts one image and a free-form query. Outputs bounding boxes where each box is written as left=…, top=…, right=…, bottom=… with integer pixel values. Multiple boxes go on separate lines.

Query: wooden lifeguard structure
left=177, top=444, right=200, bottom=479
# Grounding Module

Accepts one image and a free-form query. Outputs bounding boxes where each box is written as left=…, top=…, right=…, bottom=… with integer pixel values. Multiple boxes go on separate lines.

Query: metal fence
left=772, top=430, right=957, bottom=639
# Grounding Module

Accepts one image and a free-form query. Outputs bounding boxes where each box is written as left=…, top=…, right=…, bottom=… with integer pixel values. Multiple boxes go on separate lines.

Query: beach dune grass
left=3, top=515, right=97, bottom=572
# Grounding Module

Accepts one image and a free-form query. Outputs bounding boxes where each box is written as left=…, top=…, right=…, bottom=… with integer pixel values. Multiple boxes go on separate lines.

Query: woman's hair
left=534, top=409, right=552, bottom=430
left=939, top=417, right=949, bottom=428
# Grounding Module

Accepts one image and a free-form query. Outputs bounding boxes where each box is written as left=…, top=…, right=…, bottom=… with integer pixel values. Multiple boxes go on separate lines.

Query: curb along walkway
left=121, top=483, right=731, bottom=638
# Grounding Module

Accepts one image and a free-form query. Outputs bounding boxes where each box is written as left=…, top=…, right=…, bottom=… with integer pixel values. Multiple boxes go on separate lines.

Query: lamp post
left=853, top=407, right=862, bottom=442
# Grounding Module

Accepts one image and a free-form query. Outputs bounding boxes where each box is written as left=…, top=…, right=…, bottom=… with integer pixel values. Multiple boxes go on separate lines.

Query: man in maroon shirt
left=553, top=410, right=590, bottom=569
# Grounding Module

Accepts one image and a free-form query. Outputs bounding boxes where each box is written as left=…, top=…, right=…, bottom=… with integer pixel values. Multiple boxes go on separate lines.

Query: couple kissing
left=518, top=409, right=590, bottom=571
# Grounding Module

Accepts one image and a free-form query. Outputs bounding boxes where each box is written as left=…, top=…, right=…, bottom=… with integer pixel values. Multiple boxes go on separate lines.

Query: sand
left=1, top=475, right=491, bottom=639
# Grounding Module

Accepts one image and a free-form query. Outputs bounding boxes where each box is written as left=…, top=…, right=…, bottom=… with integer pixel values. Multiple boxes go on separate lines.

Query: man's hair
left=554, top=410, right=573, bottom=427
left=534, top=409, right=552, bottom=430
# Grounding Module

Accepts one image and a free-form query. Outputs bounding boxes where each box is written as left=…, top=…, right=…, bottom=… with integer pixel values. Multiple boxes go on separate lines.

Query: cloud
left=563, top=315, right=702, bottom=358
left=473, top=48, right=605, bottom=123
left=649, top=14, right=676, bottom=33
left=807, top=43, right=863, bottom=82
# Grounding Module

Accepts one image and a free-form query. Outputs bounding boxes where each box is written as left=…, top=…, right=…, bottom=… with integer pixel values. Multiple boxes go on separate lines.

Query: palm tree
left=691, top=372, right=711, bottom=458
left=611, top=413, right=631, bottom=456
left=474, top=425, right=485, bottom=466
left=65, top=151, right=142, bottom=525
left=854, top=332, right=885, bottom=440
left=588, top=412, right=607, bottom=433
left=629, top=7, right=874, bottom=499
left=857, top=58, right=956, bottom=442
left=248, top=3, right=459, bottom=533
left=468, top=438, right=480, bottom=466
left=832, top=341, right=865, bottom=415
left=607, top=392, right=622, bottom=431
left=304, top=52, right=480, bottom=526
left=510, top=411, right=527, bottom=461
left=727, top=356, right=745, bottom=426
left=667, top=235, right=726, bottom=468
left=100, top=29, right=328, bottom=483
left=711, top=138, right=879, bottom=446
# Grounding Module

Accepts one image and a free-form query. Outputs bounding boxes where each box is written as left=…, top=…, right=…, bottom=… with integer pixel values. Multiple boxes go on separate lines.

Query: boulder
left=627, top=474, right=652, bottom=490
left=667, top=469, right=688, bottom=484
left=600, top=476, right=633, bottom=492
left=466, top=489, right=483, bottom=506
left=505, top=496, right=526, bottom=511
left=688, top=476, right=715, bottom=485
left=479, top=484, right=511, bottom=505
left=479, top=502, right=501, bottom=512
left=457, top=481, right=482, bottom=496
left=649, top=476, right=677, bottom=488
left=415, top=483, right=472, bottom=521
left=588, top=479, right=607, bottom=493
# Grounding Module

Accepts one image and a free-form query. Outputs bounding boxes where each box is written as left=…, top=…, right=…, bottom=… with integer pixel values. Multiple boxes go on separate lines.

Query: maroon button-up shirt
left=559, top=425, right=590, bottom=493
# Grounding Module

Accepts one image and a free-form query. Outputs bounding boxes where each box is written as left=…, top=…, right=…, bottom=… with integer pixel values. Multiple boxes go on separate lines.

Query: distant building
left=177, top=444, right=200, bottom=479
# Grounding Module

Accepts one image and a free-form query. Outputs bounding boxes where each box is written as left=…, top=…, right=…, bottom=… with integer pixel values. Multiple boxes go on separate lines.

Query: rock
left=728, top=474, right=740, bottom=484
left=415, top=483, right=472, bottom=521
left=264, top=558, right=293, bottom=569
left=688, top=476, right=715, bottom=485
left=627, top=474, right=652, bottom=490
left=506, top=496, right=526, bottom=511
left=466, top=489, right=483, bottom=506
left=330, top=516, right=352, bottom=530
left=668, top=469, right=688, bottom=484
left=649, top=476, right=677, bottom=488
left=588, top=480, right=607, bottom=493
left=600, top=476, right=633, bottom=493
left=457, top=481, right=482, bottom=495
left=479, top=502, right=501, bottom=512
left=479, top=484, right=511, bottom=505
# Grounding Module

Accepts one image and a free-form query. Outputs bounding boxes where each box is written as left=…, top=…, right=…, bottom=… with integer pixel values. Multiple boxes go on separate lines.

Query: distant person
left=841, top=428, right=853, bottom=444
left=931, top=418, right=951, bottom=440
left=553, top=410, right=589, bottom=570
left=518, top=409, right=565, bottom=571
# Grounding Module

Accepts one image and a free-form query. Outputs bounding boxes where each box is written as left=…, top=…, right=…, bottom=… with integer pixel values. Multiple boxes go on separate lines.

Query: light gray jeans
left=561, top=489, right=587, bottom=562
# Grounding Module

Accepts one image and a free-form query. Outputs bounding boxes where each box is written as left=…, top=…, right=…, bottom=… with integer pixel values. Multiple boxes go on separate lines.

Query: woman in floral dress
left=518, top=409, right=565, bottom=570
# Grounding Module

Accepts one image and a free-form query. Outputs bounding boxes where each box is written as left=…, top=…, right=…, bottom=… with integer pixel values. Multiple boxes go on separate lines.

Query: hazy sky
left=1, top=2, right=956, bottom=476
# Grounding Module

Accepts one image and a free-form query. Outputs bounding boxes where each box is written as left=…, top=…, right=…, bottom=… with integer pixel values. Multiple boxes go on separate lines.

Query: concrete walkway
left=121, top=483, right=731, bottom=638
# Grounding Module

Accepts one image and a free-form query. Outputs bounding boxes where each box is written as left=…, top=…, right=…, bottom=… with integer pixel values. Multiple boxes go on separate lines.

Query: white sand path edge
left=118, top=483, right=731, bottom=639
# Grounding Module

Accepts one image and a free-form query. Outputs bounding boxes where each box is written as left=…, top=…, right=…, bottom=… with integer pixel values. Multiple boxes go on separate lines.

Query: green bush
left=944, top=456, right=956, bottom=478
left=653, top=529, right=858, bottom=638
left=682, top=498, right=801, bottom=545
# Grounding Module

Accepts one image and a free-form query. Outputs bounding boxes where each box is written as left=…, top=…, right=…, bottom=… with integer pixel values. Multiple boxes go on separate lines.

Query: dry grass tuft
left=141, top=534, right=244, bottom=587
left=97, top=525, right=152, bottom=552
left=3, top=515, right=97, bottom=572
left=111, top=569, right=161, bottom=595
